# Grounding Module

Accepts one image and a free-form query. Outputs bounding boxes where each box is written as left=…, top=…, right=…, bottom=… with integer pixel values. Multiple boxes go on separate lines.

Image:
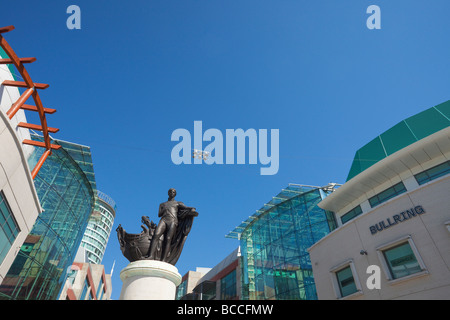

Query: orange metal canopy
left=0, top=25, right=60, bottom=179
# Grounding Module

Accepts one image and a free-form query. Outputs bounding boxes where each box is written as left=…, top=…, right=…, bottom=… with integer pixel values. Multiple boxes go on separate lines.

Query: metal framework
left=0, top=25, right=60, bottom=179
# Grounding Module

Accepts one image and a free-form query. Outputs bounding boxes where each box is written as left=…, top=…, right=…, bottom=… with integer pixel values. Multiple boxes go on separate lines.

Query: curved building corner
left=0, top=136, right=95, bottom=300
left=80, top=190, right=116, bottom=265
left=310, top=101, right=450, bottom=300
left=0, top=48, right=42, bottom=286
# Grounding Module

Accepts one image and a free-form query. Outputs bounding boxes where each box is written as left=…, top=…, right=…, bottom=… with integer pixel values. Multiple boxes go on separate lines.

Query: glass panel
left=0, top=192, right=19, bottom=265
left=66, top=269, right=78, bottom=287
left=383, top=242, right=422, bottom=279
left=0, top=202, right=9, bottom=225
left=415, top=161, right=450, bottom=185
left=336, top=266, right=357, bottom=297
left=0, top=231, right=10, bottom=263
left=220, top=270, right=237, bottom=300
left=369, top=182, right=407, bottom=208
left=239, top=187, right=335, bottom=300
left=0, top=136, right=95, bottom=300
left=341, top=205, right=363, bottom=224
left=80, top=280, right=89, bottom=300
left=176, top=280, right=187, bottom=300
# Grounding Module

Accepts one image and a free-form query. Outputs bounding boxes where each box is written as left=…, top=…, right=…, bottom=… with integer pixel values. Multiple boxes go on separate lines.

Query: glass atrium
left=227, top=184, right=338, bottom=300
left=0, top=136, right=95, bottom=300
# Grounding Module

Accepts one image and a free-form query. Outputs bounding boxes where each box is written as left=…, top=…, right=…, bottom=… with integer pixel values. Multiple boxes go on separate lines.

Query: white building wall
left=0, top=109, right=41, bottom=283
left=0, top=53, right=34, bottom=160
left=309, top=174, right=450, bottom=300
left=0, top=53, right=42, bottom=284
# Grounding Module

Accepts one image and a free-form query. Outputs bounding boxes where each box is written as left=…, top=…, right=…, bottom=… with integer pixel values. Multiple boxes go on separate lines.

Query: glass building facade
left=52, top=139, right=116, bottom=265
left=227, top=184, right=338, bottom=300
left=0, top=135, right=95, bottom=300
left=0, top=191, right=20, bottom=266
left=220, top=269, right=237, bottom=300
left=80, top=190, right=116, bottom=264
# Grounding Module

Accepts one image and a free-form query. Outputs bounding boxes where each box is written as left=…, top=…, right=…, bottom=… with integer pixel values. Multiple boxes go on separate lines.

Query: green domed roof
left=347, top=100, right=450, bottom=181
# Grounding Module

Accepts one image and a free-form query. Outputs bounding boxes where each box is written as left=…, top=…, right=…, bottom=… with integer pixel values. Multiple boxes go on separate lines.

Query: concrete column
left=119, top=260, right=182, bottom=300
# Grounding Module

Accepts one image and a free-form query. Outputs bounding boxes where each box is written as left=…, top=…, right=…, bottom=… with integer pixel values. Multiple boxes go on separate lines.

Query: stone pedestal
left=119, top=260, right=182, bottom=300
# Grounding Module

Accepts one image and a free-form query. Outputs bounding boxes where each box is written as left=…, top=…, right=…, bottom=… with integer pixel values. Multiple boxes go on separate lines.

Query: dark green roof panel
left=347, top=100, right=450, bottom=181
left=435, top=100, right=450, bottom=120
left=381, top=121, right=418, bottom=155
left=404, top=105, right=450, bottom=140
left=354, top=137, right=387, bottom=174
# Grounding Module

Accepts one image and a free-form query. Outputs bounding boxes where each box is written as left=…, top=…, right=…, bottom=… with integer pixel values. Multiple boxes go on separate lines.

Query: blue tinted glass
left=81, top=279, right=89, bottom=300
left=415, top=161, right=450, bottom=185
left=0, top=137, right=95, bottom=300
left=0, top=192, right=19, bottom=265
left=239, top=188, right=334, bottom=300
left=341, top=206, right=363, bottom=224
left=0, top=231, right=10, bottom=263
left=220, top=270, right=237, bottom=300
left=369, top=182, right=407, bottom=208
left=96, top=277, right=104, bottom=299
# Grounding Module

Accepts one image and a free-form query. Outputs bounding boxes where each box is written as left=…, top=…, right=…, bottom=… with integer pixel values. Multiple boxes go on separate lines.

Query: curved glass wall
left=0, top=136, right=94, bottom=300
left=228, top=184, right=337, bottom=300
left=80, top=190, right=116, bottom=264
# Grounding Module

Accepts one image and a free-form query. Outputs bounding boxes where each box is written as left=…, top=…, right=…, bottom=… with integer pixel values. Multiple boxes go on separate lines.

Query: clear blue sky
left=1, top=1, right=449, bottom=300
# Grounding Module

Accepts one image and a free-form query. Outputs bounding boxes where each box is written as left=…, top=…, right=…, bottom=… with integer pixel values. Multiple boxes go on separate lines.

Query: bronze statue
left=116, top=188, right=198, bottom=266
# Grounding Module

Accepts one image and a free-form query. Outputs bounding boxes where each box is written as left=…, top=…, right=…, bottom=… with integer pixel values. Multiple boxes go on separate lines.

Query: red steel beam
left=0, top=26, right=14, bottom=34
left=0, top=57, right=36, bottom=64
left=20, top=104, right=56, bottom=114
left=0, top=34, right=34, bottom=88
left=1, top=25, right=59, bottom=178
left=17, top=122, right=59, bottom=133
left=31, top=91, right=51, bottom=149
left=2, top=80, right=49, bottom=90
left=6, top=87, right=34, bottom=119
left=22, top=139, right=61, bottom=150
left=30, top=149, right=52, bottom=180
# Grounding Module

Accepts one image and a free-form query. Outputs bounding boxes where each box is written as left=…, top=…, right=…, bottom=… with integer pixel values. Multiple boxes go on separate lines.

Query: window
left=382, top=242, right=422, bottom=279
left=80, top=279, right=90, bottom=300
left=0, top=191, right=20, bottom=264
left=220, top=270, right=237, bottom=300
left=98, top=289, right=104, bottom=301
left=341, top=205, right=363, bottom=224
left=377, top=236, right=427, bottom=282
left=66, top=268, right=78, bottom=287
left=176, top=280, right=187, bottom=300
left=330, top=261, right=362, bottom=299
left=414, top=160, right=450, bottom=185
left=369, top=182, right=407, bottom=208
left=335, top=266, right=358, bottom=297
left=96, top=277, right=104, bottom=300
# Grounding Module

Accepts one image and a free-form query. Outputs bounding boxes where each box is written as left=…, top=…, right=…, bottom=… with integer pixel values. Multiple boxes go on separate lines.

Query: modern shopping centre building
left=309, top=100, right=450, bottom=299
left=178, top=101, right=450, bottom=300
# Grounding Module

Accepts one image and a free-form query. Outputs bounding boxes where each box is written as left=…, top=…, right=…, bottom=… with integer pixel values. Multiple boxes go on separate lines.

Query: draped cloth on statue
left=164, top=208, right=198, bottom=265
